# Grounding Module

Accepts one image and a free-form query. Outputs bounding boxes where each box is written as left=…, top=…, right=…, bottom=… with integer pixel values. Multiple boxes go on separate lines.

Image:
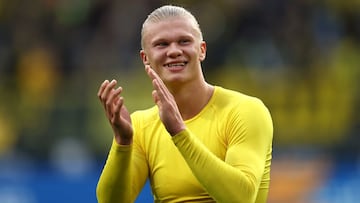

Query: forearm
left=96, top=140, right=133, bottom=203
left=172, top=129, right=260, bottom=203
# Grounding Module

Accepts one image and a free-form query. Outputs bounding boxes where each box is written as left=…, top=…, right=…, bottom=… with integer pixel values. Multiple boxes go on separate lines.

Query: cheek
left=148, top=52, right=166, bottom=68
left=151, top=50, right=165, bottom=61
left=190, top=48, right=204, bottom=61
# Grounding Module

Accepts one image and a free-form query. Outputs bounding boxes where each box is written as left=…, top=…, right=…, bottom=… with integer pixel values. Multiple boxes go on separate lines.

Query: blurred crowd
left=1, top=0, right=359, bottom=158
left=0, top=0, right=359, bottom=201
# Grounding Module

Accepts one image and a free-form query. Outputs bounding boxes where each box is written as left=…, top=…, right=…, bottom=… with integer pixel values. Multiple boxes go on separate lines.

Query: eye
left=155, top=41, right=168, bottom=47
left=179, top=39, right=191, bottom=45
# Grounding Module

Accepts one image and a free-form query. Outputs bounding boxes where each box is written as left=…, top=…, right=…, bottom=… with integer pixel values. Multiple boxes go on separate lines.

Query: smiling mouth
left=165, top=62, right=187, bottom=68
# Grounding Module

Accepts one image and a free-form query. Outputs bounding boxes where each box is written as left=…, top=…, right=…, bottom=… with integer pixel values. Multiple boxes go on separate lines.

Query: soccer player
left=96, top=5, right=273, bottom=203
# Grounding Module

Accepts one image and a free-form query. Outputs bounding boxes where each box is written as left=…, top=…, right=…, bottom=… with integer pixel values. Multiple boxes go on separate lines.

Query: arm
left=96, top=139, right=149, bottom=203
left=96, top=141, right=133, bottom=203
left=96, top=80, right=148, bottom=203
left=172, top=101, right=273, bottom=203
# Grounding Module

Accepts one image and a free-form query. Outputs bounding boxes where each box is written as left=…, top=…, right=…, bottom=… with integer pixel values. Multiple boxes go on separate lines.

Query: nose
left=166, top=43, right=182, bottom=58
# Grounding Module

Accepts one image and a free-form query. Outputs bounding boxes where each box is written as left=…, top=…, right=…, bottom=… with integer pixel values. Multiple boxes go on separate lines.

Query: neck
left=169, top=81, right=214, bottom=120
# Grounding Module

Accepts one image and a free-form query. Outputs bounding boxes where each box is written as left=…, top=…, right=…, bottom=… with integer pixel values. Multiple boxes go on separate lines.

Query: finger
left=145, top=66, right=162, bottom=96
left=145, top=65, right=153, bottom=79
left=145, top=66, right=173, bottom=104
left=145, top=65, right=161, bottom=82
left=152, top=89, right=160, bottom=105
left=106, top=86, right=122, bottom=108
left=112, top=96, right=124, bottom=123
left=97, top=80, right=109, bottom=99
left=145, top=67, right=166, bottom=93
left=106, top=87, right=123, bottom=118
left=152, top=79, right=163, bottom=97
left=151, top=74, right=170, bottom=102
left=145, top=66, right=154, bottom=81
left=101, top=79, right=117, bottom=104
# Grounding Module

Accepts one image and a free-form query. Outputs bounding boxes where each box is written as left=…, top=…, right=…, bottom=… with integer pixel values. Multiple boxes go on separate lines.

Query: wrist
left=169, top=125, right=186, bottom=137
left=115, top=136, right=133, bottom=145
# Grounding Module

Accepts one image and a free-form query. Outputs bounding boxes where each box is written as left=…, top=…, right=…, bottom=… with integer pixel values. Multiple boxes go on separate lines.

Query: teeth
left=167, top=63, right=185, bottom=67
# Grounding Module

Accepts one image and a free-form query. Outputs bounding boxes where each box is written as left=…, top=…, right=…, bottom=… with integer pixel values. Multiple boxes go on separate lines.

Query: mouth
left=164, top=62, right=187, bottom=71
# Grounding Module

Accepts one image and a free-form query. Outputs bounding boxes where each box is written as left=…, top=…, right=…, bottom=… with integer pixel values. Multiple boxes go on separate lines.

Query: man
left=96, top=5, right=273, bottom=203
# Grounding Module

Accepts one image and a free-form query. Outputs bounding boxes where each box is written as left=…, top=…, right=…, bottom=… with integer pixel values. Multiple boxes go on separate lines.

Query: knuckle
left=100, top=95, right=106, bottom=101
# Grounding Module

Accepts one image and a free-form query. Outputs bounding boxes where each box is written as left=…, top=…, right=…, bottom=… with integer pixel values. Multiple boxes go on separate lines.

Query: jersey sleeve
left=172, top=98, right=273, bottom=203
left=96, top=114, right=149, bottom=203
left=96, top=141, right=134, bottom=203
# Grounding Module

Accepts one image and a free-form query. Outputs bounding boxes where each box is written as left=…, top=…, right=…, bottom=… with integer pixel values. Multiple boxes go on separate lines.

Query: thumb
left=152, top=90, right=160, bottom=105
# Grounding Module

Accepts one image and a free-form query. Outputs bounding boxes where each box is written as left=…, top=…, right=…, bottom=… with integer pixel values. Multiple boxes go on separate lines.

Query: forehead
left=143, top=17, right=199, bottom=43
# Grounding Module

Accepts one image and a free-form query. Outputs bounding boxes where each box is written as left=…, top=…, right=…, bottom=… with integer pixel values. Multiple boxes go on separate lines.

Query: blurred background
left=0, top=0, right=359, bottom=202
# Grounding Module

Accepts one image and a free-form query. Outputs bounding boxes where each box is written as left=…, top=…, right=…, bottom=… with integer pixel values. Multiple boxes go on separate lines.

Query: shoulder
left=214, top=86, right=273, bottom=139
left=213, top=86, right=272, bottom=125
left=214, top=86, right=266, bottom=111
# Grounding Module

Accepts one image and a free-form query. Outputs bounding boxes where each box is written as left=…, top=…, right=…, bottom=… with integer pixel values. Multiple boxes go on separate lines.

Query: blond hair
left=141, top=5, right=203, bottom=48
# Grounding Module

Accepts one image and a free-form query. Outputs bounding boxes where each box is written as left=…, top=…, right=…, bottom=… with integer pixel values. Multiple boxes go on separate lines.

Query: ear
left=140, top=50, right=150, bottom=65
left=199, top=41, right=207, bottom=62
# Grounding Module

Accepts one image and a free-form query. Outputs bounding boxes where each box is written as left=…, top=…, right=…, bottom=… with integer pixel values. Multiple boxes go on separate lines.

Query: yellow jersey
left=97, top=86, right=273, bottom=203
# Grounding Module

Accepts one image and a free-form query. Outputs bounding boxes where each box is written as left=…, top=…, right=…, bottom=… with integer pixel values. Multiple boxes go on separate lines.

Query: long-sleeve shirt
left=97, top=86, right=273, bottom=203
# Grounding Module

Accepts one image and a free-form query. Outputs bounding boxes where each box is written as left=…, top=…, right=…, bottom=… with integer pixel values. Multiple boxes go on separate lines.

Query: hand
left=145, top=65, right=186, bottom=136
left=97, top=79, right=133, bottom=145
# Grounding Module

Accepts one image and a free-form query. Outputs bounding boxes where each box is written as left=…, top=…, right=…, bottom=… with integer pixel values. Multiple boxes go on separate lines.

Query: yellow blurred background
left=0, top=0, right=359, bottom=202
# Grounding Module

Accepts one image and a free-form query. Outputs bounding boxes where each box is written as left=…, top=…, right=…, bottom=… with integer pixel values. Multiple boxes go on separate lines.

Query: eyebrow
left=151, top=34, right=194, bottom=44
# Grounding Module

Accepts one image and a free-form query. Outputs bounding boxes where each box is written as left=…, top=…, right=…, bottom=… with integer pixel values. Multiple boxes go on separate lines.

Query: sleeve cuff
left=111, top=138, right=133, bottom=152
left=172, top=128, right=190, bottom=144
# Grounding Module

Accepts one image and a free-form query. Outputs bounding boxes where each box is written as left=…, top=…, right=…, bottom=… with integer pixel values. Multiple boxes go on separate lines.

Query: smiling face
left=140, top=16, right=206, bottom=88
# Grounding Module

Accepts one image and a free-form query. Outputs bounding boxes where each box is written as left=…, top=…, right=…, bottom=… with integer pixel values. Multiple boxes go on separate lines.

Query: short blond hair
left=141, top=5, right=203, bottom=49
